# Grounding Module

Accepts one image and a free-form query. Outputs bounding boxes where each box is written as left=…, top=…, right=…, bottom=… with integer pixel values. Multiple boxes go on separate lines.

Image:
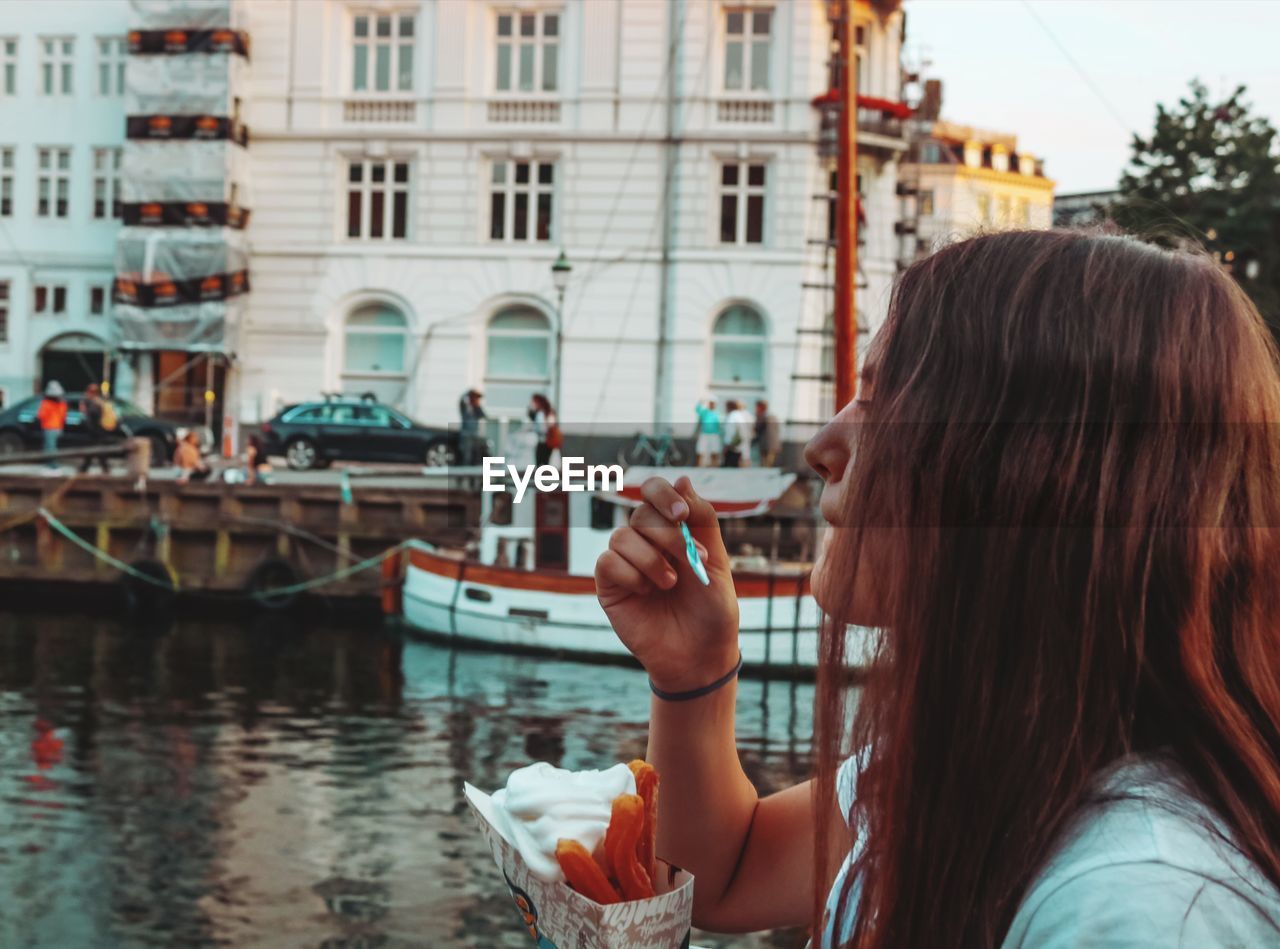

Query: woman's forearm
left=647, top=681, right=759, bottom=915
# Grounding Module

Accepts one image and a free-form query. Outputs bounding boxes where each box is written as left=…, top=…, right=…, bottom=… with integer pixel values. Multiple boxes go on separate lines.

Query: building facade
left=899, top=117, right=1054, bottom=264
left=240, top=0, right=908, bottom=432
left=0, top=0, right=909, bottom=438
left=0, top=0, right=129, bottom=408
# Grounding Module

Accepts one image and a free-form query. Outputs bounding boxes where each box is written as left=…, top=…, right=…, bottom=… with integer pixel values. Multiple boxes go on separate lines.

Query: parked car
left=261, top=396, right=466, bottom=471
left=0, top=393, right=182, bottom=467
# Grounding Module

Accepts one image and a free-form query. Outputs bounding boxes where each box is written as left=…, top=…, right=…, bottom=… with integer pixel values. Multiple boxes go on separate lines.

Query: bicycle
left=618, top=431, right=684, bottom=466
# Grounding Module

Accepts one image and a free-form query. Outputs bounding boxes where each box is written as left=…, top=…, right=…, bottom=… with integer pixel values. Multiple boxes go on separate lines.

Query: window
left=0, top=281, right=8, bottom=343
left=34, top=284, right=67, bottom=315
left=919, top=143, right=941, bottom=164
left=0, top=38, right=15, bottom=95
left=996, top=195, right=1011, bottom=224
left=90, top=286, right=106, bottom=315
left=344, top=304, right=407, bottom=374
left=1016, top=197, right=1030, bottom=225
left=975, top=192, right=990, bottom=224
left=711, top=304, right=767, bottom=399
left=495, top=10, right=559, bottom=93
left=918, top=189, right=935, bottom=217
left=724, top=7, right=771, bottom=92
left=345, top=158, right=410, bottom=239
left=351, top=13, right=414, bottom=93
left=38, top=147, right=71, bottom=218
left=96, top=37, right=126, bottom=95
left=40, top=37, right=74, bottom=95
left=284, top=404, right=331, bottom=423
left=93, top=147, right=121, bottom=219
left=719, top=161, right=766, bottom=244
left=485, top=307, right=551, bottom=409
left=489, top=159, right=554, bottom=242
left=0, top=147, right=12, bottom=217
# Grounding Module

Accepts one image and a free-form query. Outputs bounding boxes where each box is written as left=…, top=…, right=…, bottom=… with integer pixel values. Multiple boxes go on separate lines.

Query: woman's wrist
left=646, top=648, right=742, bottom=697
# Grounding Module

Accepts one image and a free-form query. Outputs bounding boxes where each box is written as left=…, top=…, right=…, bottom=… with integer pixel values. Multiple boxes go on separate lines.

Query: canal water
left=0, top=610, right=817, bottom=948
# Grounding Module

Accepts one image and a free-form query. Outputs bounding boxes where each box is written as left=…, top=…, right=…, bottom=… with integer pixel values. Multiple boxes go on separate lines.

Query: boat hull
left=401, top=541, right=840, bottom=672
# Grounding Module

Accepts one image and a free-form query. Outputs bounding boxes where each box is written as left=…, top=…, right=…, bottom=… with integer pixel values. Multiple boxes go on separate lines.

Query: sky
left=903, top=0, right=1280, bottom=194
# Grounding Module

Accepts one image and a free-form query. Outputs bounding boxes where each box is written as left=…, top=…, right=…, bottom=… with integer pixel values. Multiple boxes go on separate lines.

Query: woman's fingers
left=673, top=476, right=729, bottom=560
left=629, top=504, right=709, bottom=565
left=640, top=476, right=689, bottom=522
left=608, top=527, right=678, bottom=590
left=595, top=549, right=653, bottom=597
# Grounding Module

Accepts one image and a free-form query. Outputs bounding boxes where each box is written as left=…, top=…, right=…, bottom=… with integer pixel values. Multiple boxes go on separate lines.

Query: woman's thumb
left=674, top=476, right=727, bottom=558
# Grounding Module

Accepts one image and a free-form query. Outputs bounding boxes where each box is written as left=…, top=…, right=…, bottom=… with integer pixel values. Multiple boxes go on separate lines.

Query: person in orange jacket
left=36, top=381, right=67, bottom=471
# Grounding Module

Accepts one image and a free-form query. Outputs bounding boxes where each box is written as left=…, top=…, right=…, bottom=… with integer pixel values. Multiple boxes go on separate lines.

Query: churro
left=604, top=793, right=655, bottom=901
left=555, top=839, right=622, bottom=905
left=628, top=760, right=660, bottom=884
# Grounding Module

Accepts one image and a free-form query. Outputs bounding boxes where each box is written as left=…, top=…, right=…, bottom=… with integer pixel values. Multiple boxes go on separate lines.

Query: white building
left=0, top=0, right=909, bottom=439
left=0, top=0, right=129, bottom=408
left=240, top=0, right=908, bottom=433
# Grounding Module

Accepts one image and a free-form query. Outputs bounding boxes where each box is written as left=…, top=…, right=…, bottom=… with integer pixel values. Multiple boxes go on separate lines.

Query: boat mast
left=833, top=0, right=859, bottom=410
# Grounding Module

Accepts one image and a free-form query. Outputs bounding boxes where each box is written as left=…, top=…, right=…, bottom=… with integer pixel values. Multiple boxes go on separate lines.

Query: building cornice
left=903, top=163, right=1056, bottom=191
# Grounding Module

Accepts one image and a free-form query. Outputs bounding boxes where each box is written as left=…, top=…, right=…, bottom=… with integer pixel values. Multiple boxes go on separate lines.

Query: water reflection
left=0, top=611, right=815, bottom=948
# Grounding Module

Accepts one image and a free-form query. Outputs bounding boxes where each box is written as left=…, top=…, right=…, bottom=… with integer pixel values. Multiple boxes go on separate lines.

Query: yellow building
left=898, top=114, right=1055, bottom=264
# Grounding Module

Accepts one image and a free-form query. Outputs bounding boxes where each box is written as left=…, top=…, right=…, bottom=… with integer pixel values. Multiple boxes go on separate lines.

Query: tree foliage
left=1113, top=80, right=1280, bottom=329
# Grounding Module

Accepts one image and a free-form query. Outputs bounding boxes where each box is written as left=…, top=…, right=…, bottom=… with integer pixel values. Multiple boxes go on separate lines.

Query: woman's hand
left=595, top=476, right=740, bottom=691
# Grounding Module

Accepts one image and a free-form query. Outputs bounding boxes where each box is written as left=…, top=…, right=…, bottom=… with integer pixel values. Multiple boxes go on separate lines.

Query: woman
left=36, top=380, right=67, bottom=472
left=528, top=393, right=559, bottom=467
left=173, top=431, right=210, bottom=483
left=595, top=231, right=1280, bottom=946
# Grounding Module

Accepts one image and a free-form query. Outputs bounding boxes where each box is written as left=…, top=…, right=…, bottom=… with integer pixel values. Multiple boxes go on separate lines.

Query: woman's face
left=803, top=372, right=895, bottom=626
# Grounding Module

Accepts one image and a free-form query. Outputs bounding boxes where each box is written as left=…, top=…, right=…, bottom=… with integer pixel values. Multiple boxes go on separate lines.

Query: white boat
left=401, top=466, right=865, bottom=674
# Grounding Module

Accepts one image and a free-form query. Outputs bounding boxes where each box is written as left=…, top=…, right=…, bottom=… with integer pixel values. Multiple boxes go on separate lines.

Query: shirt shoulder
left=1005, top=860, right=1280, bottom=948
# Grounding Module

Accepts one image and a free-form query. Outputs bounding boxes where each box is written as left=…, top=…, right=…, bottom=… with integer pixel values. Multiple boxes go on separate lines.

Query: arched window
left=342, top=302, right=407, bottom=403
left=485, top=306, right=551, bottom=413
left=711, top=304, right=767, bottom=403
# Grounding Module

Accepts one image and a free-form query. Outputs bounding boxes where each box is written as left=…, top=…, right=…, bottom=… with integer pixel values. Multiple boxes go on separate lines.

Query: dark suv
left=261, top=396, right=463, bottom=470
left=0, top=394, right=180, bottom=466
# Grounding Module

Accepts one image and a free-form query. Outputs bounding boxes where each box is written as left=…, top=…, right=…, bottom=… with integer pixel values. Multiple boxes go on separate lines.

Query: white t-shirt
left=822, top=754, right=1280, bottom=947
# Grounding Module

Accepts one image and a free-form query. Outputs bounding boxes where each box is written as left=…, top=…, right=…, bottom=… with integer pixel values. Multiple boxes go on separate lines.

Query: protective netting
left=125, top=52, right=246, bottom=116
left=112, top=299, right=243, bottom=351
left=129, top=0, right=241, bottom=31
left=121, top=141, right=249, bottom=205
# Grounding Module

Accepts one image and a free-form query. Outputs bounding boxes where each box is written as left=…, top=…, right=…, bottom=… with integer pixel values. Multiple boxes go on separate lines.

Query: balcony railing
left=343, top=99, right=416, bottom=124
left=716, top=99, right=775, bottom=124
left=487, top=100, right=561, bottom=124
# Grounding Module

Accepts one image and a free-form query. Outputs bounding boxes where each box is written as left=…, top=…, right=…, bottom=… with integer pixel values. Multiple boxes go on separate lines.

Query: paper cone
left=465, top=783, right=696, bottom=948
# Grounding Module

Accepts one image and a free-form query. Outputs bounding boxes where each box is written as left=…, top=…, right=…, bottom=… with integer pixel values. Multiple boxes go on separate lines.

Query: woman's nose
left=804, top=401, right=857, bottom=483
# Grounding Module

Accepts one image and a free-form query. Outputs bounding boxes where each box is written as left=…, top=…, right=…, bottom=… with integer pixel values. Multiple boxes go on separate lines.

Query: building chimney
left=921, top=79, right=943, bottom=121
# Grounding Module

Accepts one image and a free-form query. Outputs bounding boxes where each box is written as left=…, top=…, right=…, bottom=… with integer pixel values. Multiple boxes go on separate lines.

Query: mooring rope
left=36, top=506, right=407, bottom=599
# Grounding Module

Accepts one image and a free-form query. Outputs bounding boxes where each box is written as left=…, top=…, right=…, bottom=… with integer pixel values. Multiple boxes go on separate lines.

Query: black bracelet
left=649, top=653, right=744, bottom=702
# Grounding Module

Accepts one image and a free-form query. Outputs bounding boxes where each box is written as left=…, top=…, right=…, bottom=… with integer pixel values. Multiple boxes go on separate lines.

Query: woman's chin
left=810, top=552, right=836, bottom=615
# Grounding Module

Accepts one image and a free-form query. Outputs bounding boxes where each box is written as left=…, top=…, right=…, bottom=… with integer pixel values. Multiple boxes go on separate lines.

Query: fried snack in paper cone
left=465, top=780, right=696, bottom=948
left=556, top=839, right=622, bottom=905
left=628, top=760, right=660, bottom=884
left=604, top=794, right=655, bottom=901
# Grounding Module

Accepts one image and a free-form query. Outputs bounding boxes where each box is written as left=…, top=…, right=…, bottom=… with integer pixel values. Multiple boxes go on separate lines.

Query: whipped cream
left=488, top=761, right=636, bottom=882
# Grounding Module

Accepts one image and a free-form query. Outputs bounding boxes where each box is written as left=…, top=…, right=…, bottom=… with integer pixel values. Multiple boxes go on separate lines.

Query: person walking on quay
left=459, top=389, right=487, bottom=466
left=77, top=384, right=119, bottom=475
left=753, top=399, right=781, bottom=467
left=595, top=231, right=1280, bottom=946
left=722, top=399, right=754, bottom=468
left=694, top=395, right=722, bottom=467
left=174, top=431, right=210, bottom=483
left=528, top=393, right=561, bottom=467
left=36, top=381, right=67, bottom=473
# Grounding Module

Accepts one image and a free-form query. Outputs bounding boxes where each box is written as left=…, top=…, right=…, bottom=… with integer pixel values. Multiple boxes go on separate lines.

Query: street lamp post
left=551, top=250, right=572, bottom=412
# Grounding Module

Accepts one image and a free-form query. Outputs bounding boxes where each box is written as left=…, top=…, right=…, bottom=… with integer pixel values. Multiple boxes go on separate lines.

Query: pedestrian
left=722, top=399, right=754, bottom=468
left=754, top=399, right=781, bottom=467
left=36, top=381, right=67, bottom=473
left=78, top=384, right=116, bottom=474
left=528, top=393, right=561, bottom=467
left=245, top=433, right=271, bottom=485
left=694, top=395, right=722, bottom=467
left=595, top=231, right=1280, bottom=947
left=459, top=388, right=487, bottom=465
left=174, top=431, right=210, bottom=483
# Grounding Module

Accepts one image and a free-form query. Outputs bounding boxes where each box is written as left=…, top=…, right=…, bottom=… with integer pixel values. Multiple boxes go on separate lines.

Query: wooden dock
left=0, top=472, right=479, bottom=608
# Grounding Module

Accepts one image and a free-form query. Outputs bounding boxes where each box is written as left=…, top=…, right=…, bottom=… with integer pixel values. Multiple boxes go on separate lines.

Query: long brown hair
left=814, top=230, right=1280, bottom=946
